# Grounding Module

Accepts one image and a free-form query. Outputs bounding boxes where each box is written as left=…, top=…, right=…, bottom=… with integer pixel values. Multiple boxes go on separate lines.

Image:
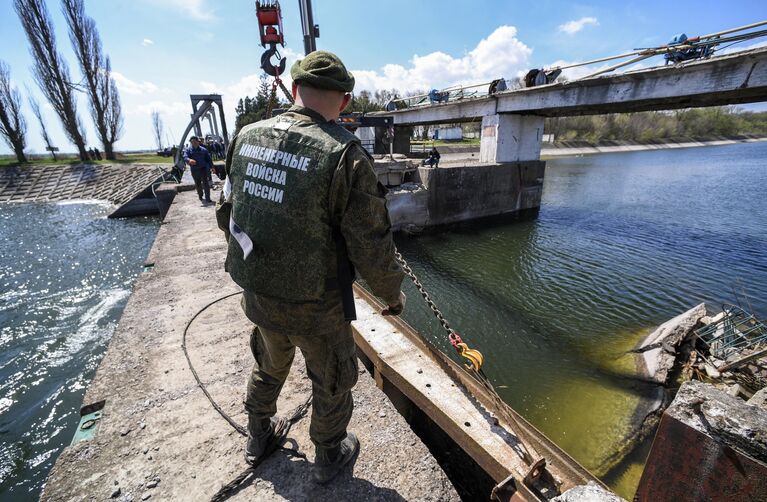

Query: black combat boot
left=245, top=415, right=289, bottom=464
left=313, top=432, right=360, bottom=484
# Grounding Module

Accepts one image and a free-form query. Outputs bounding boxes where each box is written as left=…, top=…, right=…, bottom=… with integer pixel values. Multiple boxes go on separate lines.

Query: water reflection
left=0, top=202, right=158, bottom=502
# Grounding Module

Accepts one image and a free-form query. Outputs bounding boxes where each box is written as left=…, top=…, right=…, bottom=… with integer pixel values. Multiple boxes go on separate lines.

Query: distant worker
left=216, top=51, right=404, bottom=484
left=424, top=146, right=440, bottom=168
left=183, top=135, right=213, bottom=203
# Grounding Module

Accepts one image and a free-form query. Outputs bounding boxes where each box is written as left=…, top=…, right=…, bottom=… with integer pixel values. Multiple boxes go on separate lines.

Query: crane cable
left=553, top=19, right=767, bottom=72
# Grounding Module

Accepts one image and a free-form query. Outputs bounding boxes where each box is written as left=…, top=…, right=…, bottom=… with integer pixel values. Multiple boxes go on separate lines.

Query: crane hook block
left=261, top=47, right=287, bottom=77
left=255, top=1, right=285, bottom=48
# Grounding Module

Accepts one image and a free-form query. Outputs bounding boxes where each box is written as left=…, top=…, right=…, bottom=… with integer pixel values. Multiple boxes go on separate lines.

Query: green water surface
left=394, top=142, right=767, bottom=498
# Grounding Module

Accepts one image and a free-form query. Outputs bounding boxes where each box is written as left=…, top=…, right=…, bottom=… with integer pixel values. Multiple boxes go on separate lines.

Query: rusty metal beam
left=351, top=285, right=599, bottom=500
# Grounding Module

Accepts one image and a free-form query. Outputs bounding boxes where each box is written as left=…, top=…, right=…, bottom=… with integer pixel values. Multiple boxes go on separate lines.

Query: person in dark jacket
left=183, top=136, right=213, bottom=202
left=425, top=147, right=440, bottom=168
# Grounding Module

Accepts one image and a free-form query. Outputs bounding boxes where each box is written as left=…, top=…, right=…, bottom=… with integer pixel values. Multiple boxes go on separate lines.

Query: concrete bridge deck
left=40, top=184, right=460, bottom=502
left=370, top=47, right=767, bottom=166
left=380, top=46, right=767, bottom=126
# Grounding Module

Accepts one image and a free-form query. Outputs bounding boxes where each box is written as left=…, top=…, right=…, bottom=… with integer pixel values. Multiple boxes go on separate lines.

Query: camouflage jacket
left=217, top=106, right=403, bottom=334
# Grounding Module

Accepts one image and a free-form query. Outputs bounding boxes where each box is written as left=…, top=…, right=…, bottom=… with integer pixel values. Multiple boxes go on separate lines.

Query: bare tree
left=0, top=61, right=27, bottom=163
left=28, top=94, right=57, bottom=161
left=62, top=0, right=122, bottom=160
left=151, top=110, right=164, bottom=150
left=373, top=89, right=399, bottom=107
left=15, top=0, right=88, bottom=160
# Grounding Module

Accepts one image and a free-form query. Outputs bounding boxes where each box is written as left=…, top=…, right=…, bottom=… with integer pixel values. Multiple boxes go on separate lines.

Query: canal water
left=394, top=142, right=767, bottom=498
left=0, top=202, right=159, bottom=502
left=1, top=142, right=765, bottom=501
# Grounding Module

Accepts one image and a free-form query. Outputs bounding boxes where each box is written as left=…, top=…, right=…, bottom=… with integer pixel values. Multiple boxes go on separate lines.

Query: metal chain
left=393, top=248, right=541, bottom=468
left=263, top=54, right=294, bottom=120
left=265, top=80, right=278, bottom=119
left=278, top=78, right=294, bottom=104
left=394, top=250, right=459, bottom=343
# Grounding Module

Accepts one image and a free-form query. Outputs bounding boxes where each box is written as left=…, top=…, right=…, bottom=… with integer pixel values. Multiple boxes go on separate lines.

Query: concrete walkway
left=41, top=184, right=459, bottom=502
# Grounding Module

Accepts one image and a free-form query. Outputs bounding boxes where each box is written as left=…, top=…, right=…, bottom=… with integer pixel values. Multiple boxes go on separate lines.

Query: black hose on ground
left=181, top=290, right=312, bottom=501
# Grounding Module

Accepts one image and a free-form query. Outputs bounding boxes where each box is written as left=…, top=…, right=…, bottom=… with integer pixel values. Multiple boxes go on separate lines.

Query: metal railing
left=694, top=304, right=767, bottom=364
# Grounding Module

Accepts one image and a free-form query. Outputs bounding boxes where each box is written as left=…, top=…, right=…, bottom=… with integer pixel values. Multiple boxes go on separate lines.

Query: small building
left=429, top=126, right=462, bottom=141
left=356, top=126, right=376, bottom=153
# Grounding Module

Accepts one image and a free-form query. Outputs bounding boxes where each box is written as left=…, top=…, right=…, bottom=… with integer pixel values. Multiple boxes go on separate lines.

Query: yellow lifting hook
left=454, top=342, right=484, bottom=373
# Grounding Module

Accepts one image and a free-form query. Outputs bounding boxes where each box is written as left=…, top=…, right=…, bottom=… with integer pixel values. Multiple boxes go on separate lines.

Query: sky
left=1, top=0, right=766, bottom=155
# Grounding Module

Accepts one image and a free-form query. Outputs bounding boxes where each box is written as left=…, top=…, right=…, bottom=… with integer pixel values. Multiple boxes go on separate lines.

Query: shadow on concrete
left=212, top=447, right=408, bottom=502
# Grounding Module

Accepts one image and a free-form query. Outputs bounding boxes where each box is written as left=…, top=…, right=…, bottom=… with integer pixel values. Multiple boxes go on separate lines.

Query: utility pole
left=298, top=0, right=319, bottom=55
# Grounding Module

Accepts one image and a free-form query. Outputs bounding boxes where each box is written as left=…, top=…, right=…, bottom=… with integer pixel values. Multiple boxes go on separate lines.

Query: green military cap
left=290, top=50, right=355, bottom=93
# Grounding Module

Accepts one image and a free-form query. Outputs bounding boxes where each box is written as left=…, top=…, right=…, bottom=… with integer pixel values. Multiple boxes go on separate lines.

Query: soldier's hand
left=382, top=292, right=406, bottom=316
left=189, top=159, right=197, bottom=166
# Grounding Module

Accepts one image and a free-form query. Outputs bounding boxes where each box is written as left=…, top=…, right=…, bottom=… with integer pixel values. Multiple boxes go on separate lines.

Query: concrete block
left=670, top=380, right=767, bottom=463
left=636, top=380, right=767, bottom=501
left=552, top=481, right=626, bottom=502
left=385, top=161, right=545, bottom=230
left=387, top=187, right=429, bottom=232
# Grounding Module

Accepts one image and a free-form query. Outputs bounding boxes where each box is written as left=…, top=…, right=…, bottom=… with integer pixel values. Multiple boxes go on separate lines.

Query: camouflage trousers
left=245, top=321, right=359, bottom=457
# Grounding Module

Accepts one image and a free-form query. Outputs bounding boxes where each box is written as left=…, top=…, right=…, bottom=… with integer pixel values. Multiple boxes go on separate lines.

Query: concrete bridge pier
left=479, top=113, right=545, bottom=163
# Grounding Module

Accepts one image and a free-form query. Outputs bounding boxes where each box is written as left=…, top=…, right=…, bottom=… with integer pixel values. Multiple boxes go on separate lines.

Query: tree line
left=233, top=84, right=400, bottom=133
left=545, top=107, right=767, bottom=143
left=0, top=0, right=122, bottom=162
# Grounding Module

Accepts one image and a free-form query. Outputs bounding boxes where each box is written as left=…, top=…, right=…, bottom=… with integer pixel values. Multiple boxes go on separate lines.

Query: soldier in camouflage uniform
left=216, top=51, right=404, bottom=484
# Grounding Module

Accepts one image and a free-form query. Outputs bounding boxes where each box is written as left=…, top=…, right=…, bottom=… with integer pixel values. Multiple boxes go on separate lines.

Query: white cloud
left=352, top=26, right=532, bottom=93
left=558, top=17, right=599, bottom=35
left=111, top=71, right=159, bottom=95
left=146, top=0, right=216, bottom=21
left=142, top=38, right=154, bottom=47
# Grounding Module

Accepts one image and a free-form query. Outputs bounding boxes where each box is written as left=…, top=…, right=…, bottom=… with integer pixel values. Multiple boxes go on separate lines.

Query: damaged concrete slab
left=634, top=303, right=709, bottom=384
left=383, top=161, right=545, bottom=233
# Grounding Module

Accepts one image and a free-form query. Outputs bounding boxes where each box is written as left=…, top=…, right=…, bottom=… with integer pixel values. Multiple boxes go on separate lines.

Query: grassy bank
left=0, top=152, right=174, bottom=168
left=411, top=138, right=480, bottom=147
